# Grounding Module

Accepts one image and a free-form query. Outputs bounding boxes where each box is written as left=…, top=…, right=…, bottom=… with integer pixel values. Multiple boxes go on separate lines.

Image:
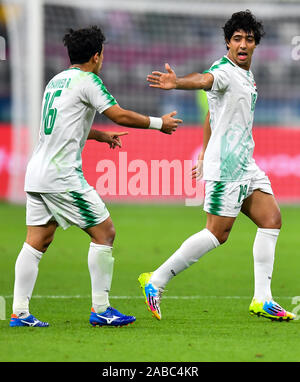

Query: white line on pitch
left=3, top=295, right=294, bottom=300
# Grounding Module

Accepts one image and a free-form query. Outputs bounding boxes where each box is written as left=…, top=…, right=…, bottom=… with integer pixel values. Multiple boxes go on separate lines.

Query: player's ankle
left=14, top=311, right=30, bottom=319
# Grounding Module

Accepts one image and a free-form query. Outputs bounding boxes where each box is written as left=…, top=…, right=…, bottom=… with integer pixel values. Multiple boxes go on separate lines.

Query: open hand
left=147, top=63, right=177, bottom=90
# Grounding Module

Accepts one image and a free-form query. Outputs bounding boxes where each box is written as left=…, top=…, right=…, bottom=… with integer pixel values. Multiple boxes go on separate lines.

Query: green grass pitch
left=0, top=201, right=299, bottom=362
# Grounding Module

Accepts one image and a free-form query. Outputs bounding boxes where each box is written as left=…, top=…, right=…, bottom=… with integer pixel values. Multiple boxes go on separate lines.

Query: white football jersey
left=203, top=55, right=258, bottom=181
left=24, top=68, right=117, bottom=192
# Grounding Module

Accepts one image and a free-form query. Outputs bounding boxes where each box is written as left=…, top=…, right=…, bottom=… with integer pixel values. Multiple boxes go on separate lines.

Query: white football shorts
left=204, top=166, right=273, bottom=217
left=26, top=188, right=110, bottom=230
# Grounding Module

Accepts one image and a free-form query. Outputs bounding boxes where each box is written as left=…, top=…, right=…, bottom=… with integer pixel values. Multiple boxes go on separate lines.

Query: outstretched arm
left=103, top=104, right=182, bottom=135
left=147, top=63, right=214, bottom=91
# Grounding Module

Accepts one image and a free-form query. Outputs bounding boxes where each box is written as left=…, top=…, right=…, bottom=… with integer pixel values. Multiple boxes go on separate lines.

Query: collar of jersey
left=224, top=55, right=251, bottom=75
left=64, top=67, right=82, bottom=72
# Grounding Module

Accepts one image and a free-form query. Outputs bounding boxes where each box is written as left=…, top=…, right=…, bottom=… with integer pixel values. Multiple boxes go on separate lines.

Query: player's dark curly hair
left=223, top=10, right=265, bottom=49
left=63, top=25, right=106, bottom=64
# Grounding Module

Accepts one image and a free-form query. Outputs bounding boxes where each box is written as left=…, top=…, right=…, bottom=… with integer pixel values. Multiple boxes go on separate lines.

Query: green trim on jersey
left=203, top=56, right=235, bottom=74
left=70, top=191, right=98, bottom=228
left=208, top=182, right=225, bottom=215
left=62, top=69, right=117, bottom=106
left=87, top=72, right=117, bottom=105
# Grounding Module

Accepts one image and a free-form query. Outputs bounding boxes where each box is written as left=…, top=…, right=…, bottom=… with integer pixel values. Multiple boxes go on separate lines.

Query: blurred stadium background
left=1, top=2, right=300, bottom=363
left=1, top=0, right=300, bottom=204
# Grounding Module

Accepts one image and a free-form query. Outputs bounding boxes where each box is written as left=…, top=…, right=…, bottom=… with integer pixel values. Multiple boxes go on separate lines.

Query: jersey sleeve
left=203, top=64, right=230, bottom=92
left=83, top=73, right=117, bottom=113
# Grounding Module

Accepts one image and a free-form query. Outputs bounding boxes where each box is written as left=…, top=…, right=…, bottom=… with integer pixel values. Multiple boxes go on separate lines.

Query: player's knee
left=262, top=212, right=282, bottom=230
left=212, top=227, right=232, bottom=245
left=274, top=212, right=282, bottom=229
left=90, top=224, right=116, bottom=246
left=218, top=232, right=230, bottom=245
left=27, top=237, right=53, bottom=253
left=40, top=235, right=55, bottom=252
left=273, top=216, right=282, bottom=230
left=106, top=225, right=116, bottom=246
left=41, top=242, right=51, bottom=253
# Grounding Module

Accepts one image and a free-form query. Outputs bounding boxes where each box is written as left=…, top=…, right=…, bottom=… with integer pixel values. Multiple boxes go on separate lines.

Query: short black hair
left=63, top=25, right=106, bottom=64
left=223, top=10, right=265, bottom=49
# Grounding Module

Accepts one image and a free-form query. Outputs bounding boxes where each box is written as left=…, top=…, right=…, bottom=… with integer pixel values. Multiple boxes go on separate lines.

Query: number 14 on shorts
left=238, top=183, right=248, bottom=203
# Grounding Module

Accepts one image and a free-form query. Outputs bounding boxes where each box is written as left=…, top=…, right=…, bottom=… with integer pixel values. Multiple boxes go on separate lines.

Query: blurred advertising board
left=1, top=124, right=300, bottom=204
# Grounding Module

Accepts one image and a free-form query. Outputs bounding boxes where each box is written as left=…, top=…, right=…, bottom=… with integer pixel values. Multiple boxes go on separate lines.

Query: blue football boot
left=10, top=313, right=49, bottom=327
left=89, top=307, right=136, bottom=327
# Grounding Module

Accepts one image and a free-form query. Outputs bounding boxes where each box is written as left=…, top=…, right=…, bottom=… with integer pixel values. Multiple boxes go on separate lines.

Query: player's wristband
left=149, top=116, right=163, bottom=130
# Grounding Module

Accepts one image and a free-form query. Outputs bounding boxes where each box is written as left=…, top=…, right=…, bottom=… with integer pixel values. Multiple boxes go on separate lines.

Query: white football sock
left=150, top=228, right=220, bottom=289
left=13, top=242, right=43, bottom=317
left=253, top=228, right=280, bottom=302
left=88, top=242, right=114, bottom=313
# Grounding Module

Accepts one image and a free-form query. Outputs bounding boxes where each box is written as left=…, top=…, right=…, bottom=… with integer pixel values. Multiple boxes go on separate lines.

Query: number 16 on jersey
left=43, top=89, right=62, bottom=135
